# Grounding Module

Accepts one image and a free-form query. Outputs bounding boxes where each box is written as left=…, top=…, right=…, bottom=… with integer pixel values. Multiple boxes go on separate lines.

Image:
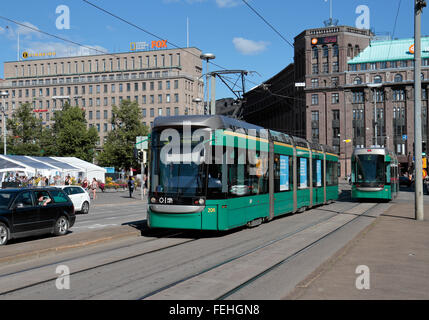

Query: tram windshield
left=150, top=127, right=209, bottom=196
left=355, top=154, right=385, bottom=185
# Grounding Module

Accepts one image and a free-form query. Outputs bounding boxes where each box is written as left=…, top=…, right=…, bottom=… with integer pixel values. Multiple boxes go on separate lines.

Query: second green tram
left=351, top=147, right=399, bottom=200
left=147, top=115, right=339, bottom=231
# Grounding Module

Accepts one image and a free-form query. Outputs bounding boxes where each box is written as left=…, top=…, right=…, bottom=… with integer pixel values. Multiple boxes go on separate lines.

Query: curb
left=0, top=226, right=142, bottom=265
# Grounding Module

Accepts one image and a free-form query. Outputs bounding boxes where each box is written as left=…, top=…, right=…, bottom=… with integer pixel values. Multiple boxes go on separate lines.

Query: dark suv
left=0, top=187, right=76, bottom=245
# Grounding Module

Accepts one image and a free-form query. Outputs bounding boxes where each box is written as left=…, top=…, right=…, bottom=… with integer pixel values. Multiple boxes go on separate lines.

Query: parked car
left=56, top=186, right=91, bottom=214
left=0, top=187, right=76, bottom=245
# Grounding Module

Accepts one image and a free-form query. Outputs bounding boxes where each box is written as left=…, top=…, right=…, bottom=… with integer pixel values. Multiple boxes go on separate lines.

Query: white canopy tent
left=0, top=155, right=106, bottom=184
left=52, top=157, right=106, bottom=183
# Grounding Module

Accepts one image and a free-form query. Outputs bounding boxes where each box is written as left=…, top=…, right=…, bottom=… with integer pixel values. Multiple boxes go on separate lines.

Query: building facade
left=0, top=47, right=204, bottom=147
left=243, top=24, right=429, bottom=177
left=344, top=37, right=429, bottom=171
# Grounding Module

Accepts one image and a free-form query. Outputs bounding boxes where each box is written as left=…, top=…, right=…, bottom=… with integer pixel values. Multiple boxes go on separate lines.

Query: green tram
left=351, top=147, right=399, bottom=201
left=147, top=115, right=339, bottom=231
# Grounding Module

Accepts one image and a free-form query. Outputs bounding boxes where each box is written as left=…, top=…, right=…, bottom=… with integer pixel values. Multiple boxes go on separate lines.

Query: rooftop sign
left=130, top=40, right=168, bottom=52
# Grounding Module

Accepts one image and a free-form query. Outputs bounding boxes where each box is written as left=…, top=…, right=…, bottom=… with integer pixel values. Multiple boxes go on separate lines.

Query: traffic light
left=133, top=147, right=139, bottom=161
left=138, top=150, right=144, bottom=162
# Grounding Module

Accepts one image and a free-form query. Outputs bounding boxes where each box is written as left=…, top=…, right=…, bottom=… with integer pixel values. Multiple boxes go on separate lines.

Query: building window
left=311, top=111, right=319, bottom=143
left=393, top=89, right=405, bottom=101
left=322, top=45, right=329, bottom=57
left=333, top=44, right=339, bottom=57
left=311, top=94, right=319, bottom=105
left=360, top=63, right=367, bottom=71
left=394, top=74, right=403, bottom=83
left=374, top=75, right=382, bottom=83
left=322, top=62, right=329, bottom=73
left=352, top=91, right=364, bottom=103
left=312, top=46, right=318, bottom=59
left=311, top=78, right=319, bottom=88
left=312, top=63, right=319, bottom=74
left=353, top=76, right=362, bottom=85
left=370, top=62, right=377, bottom=70
left=347, top=44, right=353, bottom=57
left=376, top=90, right=385, bottom=102
left=332, top=61, right=339, bottom=73
left=400, top=60, right=408, bottom=68
left=349, top=64, right=357, bottom=71
left=331, top=93, right=339, bottom=104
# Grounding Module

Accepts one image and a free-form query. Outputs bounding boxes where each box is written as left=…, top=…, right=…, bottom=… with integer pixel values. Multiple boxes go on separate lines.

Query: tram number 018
left=207, top=208, right=216, bottom=213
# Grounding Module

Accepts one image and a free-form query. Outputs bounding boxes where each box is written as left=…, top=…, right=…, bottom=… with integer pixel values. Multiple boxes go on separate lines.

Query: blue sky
left=0, top=0, right=427, bottom=98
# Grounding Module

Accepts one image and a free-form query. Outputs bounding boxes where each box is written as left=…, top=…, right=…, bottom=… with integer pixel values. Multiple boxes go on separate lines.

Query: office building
left=0, top=47, right=204, bottom=147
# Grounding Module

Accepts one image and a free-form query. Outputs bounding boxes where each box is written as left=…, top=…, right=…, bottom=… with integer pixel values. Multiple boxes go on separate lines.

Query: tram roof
left=153, top=115, right=265, bottom=131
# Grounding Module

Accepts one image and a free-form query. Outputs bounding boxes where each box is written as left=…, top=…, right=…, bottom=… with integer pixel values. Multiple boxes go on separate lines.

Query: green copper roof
left=348, top=37, right=429, bottom=64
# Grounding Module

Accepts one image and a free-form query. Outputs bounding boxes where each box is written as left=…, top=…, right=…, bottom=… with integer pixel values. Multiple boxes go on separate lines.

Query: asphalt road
left=72, top=189, right=147, bottom=233
left=0, top=184, right=397, bottom=300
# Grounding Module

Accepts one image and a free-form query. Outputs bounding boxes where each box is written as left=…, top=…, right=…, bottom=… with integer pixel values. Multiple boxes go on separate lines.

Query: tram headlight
left=198, top=198, right=205, bottom=205
left=151, top=197, right=157, bottom=204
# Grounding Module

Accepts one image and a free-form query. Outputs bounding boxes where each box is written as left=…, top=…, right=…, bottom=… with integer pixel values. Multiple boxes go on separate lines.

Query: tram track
left=139, top=202, right=375, bottom=300
left=0, top=229, right=199, bottom=296
left=216, top=202, right=383, bottom=299
left=0, top=201, right=372, bottom=299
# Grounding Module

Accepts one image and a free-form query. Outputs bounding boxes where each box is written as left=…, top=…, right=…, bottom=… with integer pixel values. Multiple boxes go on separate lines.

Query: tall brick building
left=243, top=24, right=429, bottom=177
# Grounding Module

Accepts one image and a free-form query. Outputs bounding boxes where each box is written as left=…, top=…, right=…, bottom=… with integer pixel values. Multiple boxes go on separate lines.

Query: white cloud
left=216, top=0, right=240, bottom=7
left=0, top=22, right=42, bottom=41
left=232, top=37, right=269, bottom=55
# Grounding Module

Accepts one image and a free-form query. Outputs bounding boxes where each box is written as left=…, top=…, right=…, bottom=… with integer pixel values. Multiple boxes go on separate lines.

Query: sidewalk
left=287, top=202, right=429, bottom=299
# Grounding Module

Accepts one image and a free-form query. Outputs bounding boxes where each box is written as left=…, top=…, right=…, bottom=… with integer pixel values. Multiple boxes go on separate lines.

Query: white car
left=57, top=186, right=91, bottom=214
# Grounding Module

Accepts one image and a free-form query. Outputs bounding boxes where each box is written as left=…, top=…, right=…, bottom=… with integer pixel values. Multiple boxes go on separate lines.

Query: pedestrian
left=82, top=178, right=88, bottom=190
left=143, top=174, right=148, bottom=196
left=90, top=177, right=98, bottom=200
left=128, top=176, right=135, bottom=198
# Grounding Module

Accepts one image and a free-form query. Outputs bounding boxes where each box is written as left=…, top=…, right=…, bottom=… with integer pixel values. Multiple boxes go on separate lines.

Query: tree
left=5, top=103, right=44, bottom=156
left=45, top=103, right=99, bottom=161
left=97, top=100, right=148, bottom=171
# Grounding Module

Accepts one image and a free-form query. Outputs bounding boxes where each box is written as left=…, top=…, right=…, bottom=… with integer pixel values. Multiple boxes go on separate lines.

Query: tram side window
left=326, top=160, right=339, bottom=186
left=298, top=157, right=310, bottom=189
left=312, top=159, right=323, bottom=187
left=207, top=164, right=227, bottom=199
left=227, top=147, right=268, bottom=197
left=274, top=154, right=293, bottom=192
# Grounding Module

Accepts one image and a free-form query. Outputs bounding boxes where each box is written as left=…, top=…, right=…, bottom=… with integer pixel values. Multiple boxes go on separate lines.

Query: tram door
left=313, top=158, right=324, bottom=204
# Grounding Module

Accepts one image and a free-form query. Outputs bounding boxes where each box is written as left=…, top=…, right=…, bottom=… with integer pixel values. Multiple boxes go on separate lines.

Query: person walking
left=90, top=178, right=98, bottom=200
left=128, top=176, right=135, bottom=198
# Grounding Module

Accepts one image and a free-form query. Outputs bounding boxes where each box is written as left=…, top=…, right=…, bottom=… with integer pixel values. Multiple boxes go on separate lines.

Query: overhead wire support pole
left=414, top=0, right=426, bottom=221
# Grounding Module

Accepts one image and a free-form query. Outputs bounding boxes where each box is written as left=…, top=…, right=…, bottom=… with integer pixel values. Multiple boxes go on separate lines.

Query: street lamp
left=367, top=83, right=382, bottom=146
left=200, top=53, right=216, bottom=115
left=0, top=91, right=9, bottom=155
left=192, top=97, right=202, bottom=115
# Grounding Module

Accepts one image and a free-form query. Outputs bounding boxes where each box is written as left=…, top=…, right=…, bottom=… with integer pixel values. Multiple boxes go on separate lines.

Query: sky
left=0, top=0, right=428, bottom=99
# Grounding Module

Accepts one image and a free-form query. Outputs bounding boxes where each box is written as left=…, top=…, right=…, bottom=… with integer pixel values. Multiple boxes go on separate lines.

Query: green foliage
left=46, top=103, right=99, bottom=162
left=4, top=102, right=99, bottom=160
left=97, top=100, right=148, bottom=170
left=5, top=103, right=44, bottom=156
